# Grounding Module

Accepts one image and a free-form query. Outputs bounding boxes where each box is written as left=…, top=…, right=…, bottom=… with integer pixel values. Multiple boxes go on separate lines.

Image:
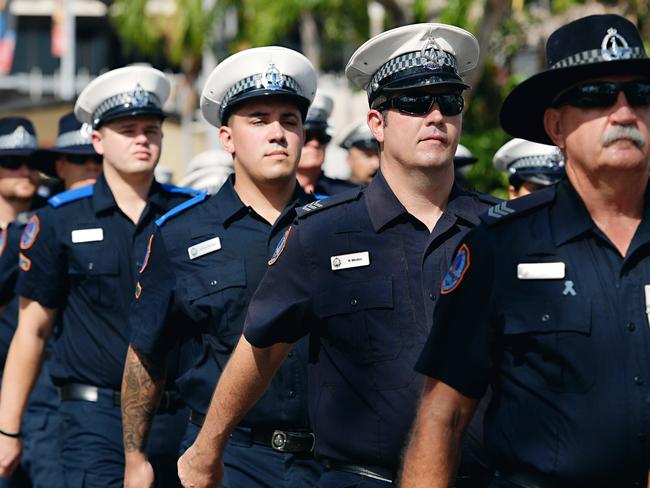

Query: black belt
left=323, top=459, right=395, bottom=484
left=189, top=410, right=315, bottom=454
left=58, top=383, right=177, bottom=412
left=496, top=470, right=646, bottom=488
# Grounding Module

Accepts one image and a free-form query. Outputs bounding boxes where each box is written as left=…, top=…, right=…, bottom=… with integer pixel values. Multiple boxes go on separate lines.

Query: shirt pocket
left=184, top=259, right=247, bottom=340
left=317, top=277, right=399, bottom=364
left=67, top=248, right=120, bottom=308
left=502, top=298, right=594, bottom=393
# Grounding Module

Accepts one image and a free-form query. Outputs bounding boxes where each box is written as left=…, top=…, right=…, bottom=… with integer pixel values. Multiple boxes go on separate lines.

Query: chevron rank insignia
left=487, top=201, right=514, bottom=219
left=301, top=200, right=324, bottom=213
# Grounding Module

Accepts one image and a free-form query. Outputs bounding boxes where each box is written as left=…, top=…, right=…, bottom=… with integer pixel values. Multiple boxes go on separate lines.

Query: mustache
left=602, top=125, right=646, bottom=148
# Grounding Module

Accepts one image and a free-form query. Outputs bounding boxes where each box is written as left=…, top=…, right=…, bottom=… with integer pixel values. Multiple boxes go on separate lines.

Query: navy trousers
left=58, top=390, right=188, bottom=488
left=315, top=470, right=393, bottom=487
left=181, top=421, right=322, bottom=488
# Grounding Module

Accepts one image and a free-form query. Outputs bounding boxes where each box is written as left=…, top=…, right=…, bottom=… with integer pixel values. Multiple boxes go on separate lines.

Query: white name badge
left=71, top=228, right=104, bottom=243
left=517, top=262, right=565, bottom=280
left=330, top=251, right=370, bottom=271
left=188, top=237, right=221, bottom=260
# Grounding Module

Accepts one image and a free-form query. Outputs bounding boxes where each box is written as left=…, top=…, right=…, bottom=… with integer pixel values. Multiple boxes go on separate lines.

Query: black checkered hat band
left=221, top=74, right=303, bottom=115
left=93, top=91, right=162, bottom=125
left=368, top=50, right=458, bottom=97
left=550, top=46, right=646, bottom=69
left=510, top=154, right=562, bottom=171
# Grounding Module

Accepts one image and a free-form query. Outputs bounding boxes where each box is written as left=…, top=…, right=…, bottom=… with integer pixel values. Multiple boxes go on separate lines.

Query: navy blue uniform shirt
left=417, top=179, right=650, bottom=484
left=244, top=171, right=497, bottom=470
left=128, top=175, right=313, bottom=428
left=15, top=174, right=197, bottom=389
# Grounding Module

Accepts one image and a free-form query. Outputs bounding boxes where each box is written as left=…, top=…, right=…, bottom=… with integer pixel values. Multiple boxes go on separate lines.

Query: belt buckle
left=271, top=430, right=289, bottom=452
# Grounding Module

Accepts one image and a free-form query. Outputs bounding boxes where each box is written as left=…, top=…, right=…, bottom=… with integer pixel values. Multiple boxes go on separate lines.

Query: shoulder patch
left=48, top=184, right=94, bottom=208
left=268, top=227, right=292, bottom=266
left=296, top=187, right=362, bottom=219
left=0, top=227, right=6, bottom=257
left=480, top=186, right=555, bottom=227
left=18, top=252, right=31, bottom=272
left=20, top=215, right=39, bottom=250
left=441, top=243, right=470, bottom=295
left=155, top=191, right=208, bottom=227
left=161, top=184, right=202, bottom=197
left=139, top=234, right=154, bottom=273
left=135, top=281, right=143, bottom=299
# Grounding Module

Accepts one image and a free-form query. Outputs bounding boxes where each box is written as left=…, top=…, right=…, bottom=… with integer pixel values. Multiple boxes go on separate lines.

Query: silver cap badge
left=601, top=28, right=629, bottom=61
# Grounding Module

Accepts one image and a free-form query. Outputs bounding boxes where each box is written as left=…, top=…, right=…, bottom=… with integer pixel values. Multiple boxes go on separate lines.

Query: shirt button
left=210, top=280, right=218, bottom=286
left=288, top=390, right=296, bottom=398
left=287, top=352, right=293, bottom=358
left=634, top=376, right=643, bottom=385
left=350, top=299, right=358, bottom=306
left=541, top=314, right=550, bottom=322
left=429, top=293, right=436, bottom=301
left=627, top=322, right=636, bottom=331
left=88, top=262, right=94, bottom=270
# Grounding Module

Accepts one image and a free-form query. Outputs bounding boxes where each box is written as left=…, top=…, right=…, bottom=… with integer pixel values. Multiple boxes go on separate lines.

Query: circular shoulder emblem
left=20, top=215, right=40, bottom=250
left=440, top=243, right=471, bottom=295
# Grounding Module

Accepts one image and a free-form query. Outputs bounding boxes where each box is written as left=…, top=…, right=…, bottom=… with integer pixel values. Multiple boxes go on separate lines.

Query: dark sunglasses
left=552, top=80, right=650, bottom=109
left=0, top=155, right=35, bottom=170
left=64, top=154, right=102, bottom=165
left=377, top=93, right=464, bottom=116
left=305, top=131, right=332, bottom=145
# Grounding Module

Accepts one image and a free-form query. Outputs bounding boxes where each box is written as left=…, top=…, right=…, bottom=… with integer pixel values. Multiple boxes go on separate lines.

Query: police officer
left=337, top=120, right=379, bottom=186
left=0, top=117, right=56, bottom=488
left=493, top=138, right=564, bottom=199
left=34, top=112, right=103, bottom=191
left=296, top=91, right=357, bottom=196
left=122, top=47, right=322, bottom=488
left=0, top=66, right=197, bottom=487
left=178, top=23, right=498, bottom=488
left=402, top=14, right=650, bottom=487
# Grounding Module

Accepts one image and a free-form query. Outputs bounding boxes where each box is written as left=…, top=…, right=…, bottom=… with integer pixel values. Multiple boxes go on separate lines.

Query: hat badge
left=11, top=126, right=30, bottom=147
left=129, top=84, right=150, bottom=108
left=601, top=28, right=629, bottom=61
left=261, top=64, right=284, bottom=90
left=420, top=36, right=446, bottom=70
left=79, top=123, right=92, bottom=142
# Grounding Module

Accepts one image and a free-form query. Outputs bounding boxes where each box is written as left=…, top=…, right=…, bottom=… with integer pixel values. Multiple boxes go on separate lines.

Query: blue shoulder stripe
left=155, top=191, right=208, bottom=227
left=48, top=184, right=94, bottom=208
left=161, top=184, right=202, bottom=197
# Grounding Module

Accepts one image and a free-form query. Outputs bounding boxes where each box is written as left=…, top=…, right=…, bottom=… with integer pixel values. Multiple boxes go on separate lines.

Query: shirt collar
left=91, top=173, right=168, bottom=215
left=551, top=179, right=602, bottom=246
left=444, top=185, right=483, bottom=226
left=365, top=171, right=409, bottom=231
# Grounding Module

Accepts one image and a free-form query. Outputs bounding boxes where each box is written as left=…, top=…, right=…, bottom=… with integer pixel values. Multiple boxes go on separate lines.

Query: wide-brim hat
left=75, top=65, right=170, bottom=129
left=31, top=112, right=99, bottom=177
left=0, top=117, right=38, bottom=158
left=201, top=46, right=317, bottom=127
left=346, top=23, right=479, bottom=107
left=500, top=14, right=650, bottom=144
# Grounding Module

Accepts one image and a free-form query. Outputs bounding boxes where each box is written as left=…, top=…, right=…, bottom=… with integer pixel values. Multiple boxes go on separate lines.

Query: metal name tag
left=517, top=262, right=565, bottom=280
left=71, top=228, right=104, bottom=243
left=188, top=237, right=221, bottom=260
left=330, top=251, right=370, bottom=271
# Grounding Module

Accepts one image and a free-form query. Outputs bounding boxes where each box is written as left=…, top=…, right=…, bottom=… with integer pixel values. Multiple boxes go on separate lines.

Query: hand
left=177, top=443, right=223, bottom=488
left=124, top=455, right=154, bottom=488
left=0, top=435, right=21, bottom=477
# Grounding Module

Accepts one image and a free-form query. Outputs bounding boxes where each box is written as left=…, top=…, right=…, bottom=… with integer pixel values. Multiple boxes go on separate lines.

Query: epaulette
left=161, top=184, right=202, bottom=197
left=155, top=191, right=208, bottom=227
left=296, top=187, right=362, bottom=219
left=48, top=184, right=94, bottom=208
left=480, top=186, right=555, bottom=226
left=476, top=193, right=503, bottom=206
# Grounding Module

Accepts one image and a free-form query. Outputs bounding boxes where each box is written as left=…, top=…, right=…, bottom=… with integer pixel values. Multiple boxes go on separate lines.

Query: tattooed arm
left=121, top=344, right=167, bottom=488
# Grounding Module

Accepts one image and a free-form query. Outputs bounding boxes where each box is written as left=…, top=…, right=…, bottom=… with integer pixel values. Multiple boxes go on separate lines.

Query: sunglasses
left=0, top=155, right=35, bottom=170
left=552, top=80, right=650, bottom=109
left=377, top=93, right=464, bottom=116
left=305, top=131, right=332, bottom=145
left=64, top=154, right=102, bottom=165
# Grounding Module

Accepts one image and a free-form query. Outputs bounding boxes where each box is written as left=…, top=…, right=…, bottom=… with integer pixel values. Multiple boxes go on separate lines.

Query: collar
left=551, top=179, right=605, bottom=246
left=91, top=173, right=168, bottom=215
left=365, top=171, right=409, bottom=231
left=444, top=185, right=483, bottom=226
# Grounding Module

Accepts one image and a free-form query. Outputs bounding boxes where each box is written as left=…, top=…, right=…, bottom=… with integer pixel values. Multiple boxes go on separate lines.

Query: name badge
left=71, top=228, right=104, bottom=243
left=330, top=251, right=370, bottom=271
left=188, top=237, right=221, bottom=260
left=517, top=262, right=565, bottom=280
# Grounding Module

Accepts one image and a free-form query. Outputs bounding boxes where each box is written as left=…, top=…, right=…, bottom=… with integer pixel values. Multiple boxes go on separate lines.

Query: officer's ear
left=91, top=129, right=105, bottom=156
left=367, top=109, right=385, bottom=145
left=543, top=107, right=566, bottom=150
left=219, top=126, right=235, bottom=155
